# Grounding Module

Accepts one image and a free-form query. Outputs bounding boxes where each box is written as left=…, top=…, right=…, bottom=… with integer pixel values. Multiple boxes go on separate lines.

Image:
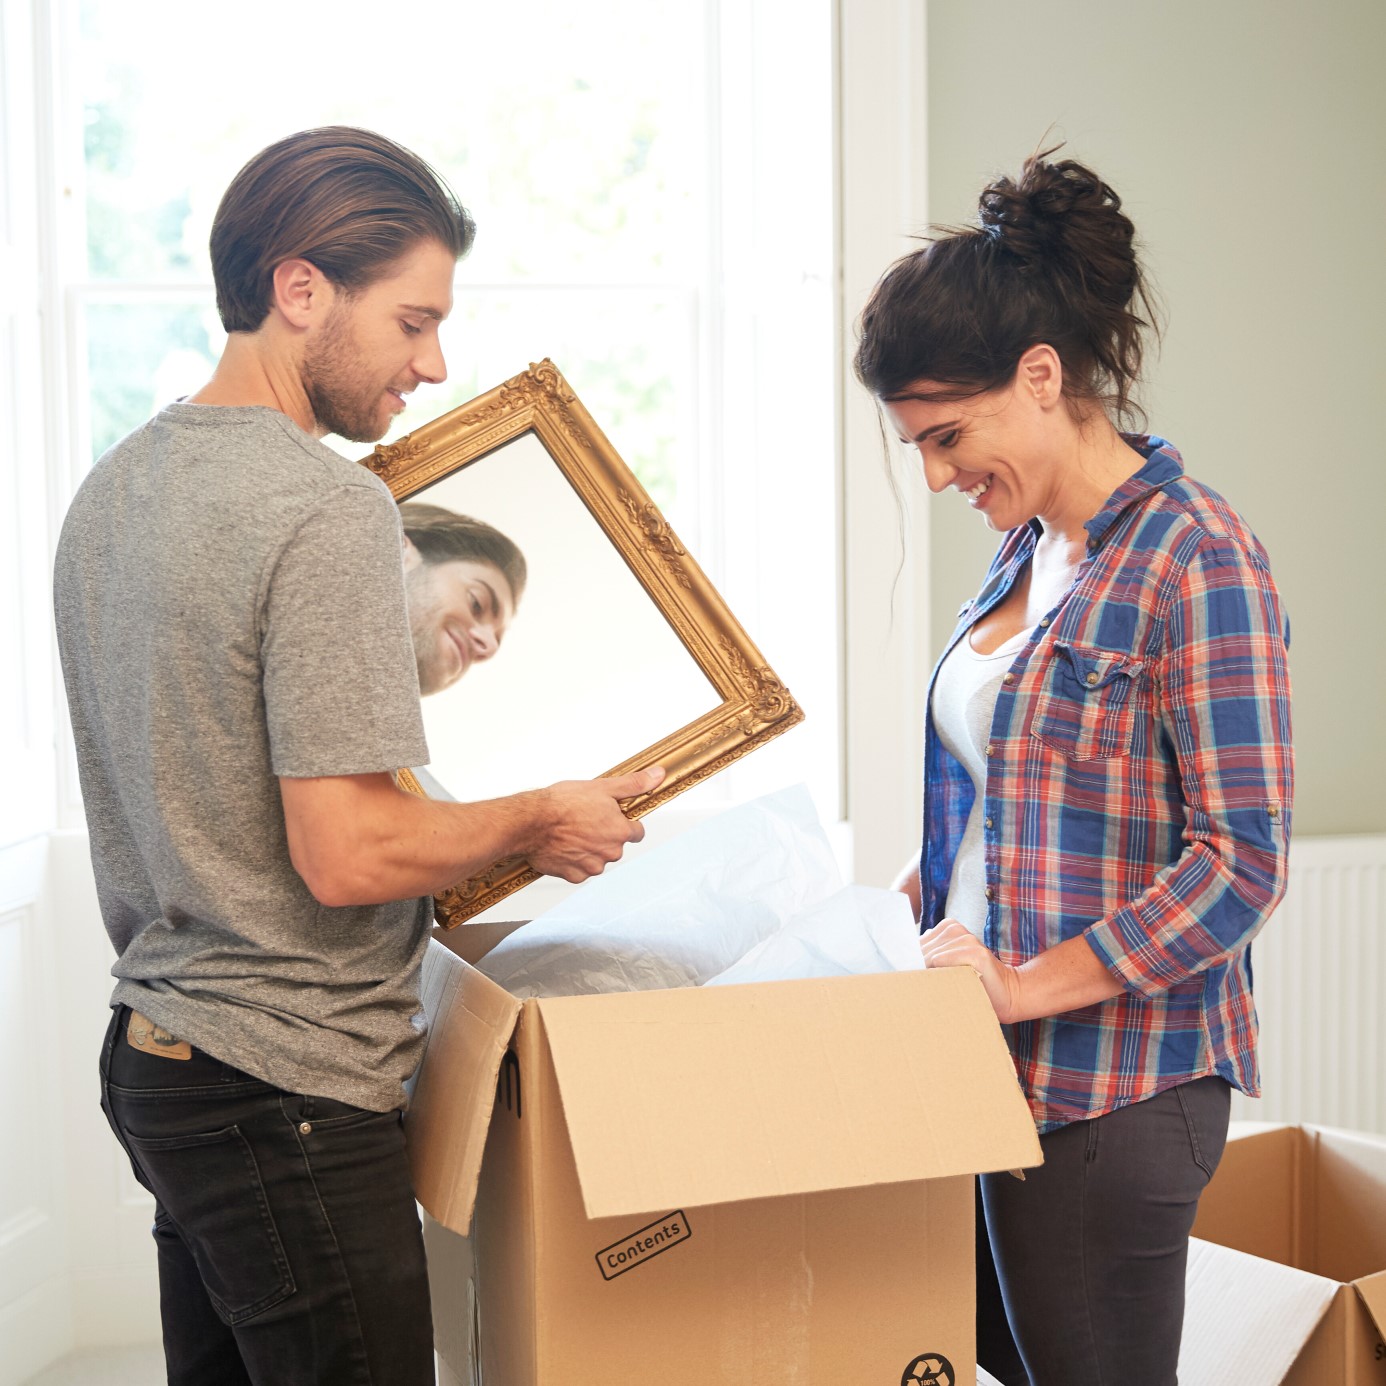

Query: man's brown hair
left=210, top=126, right=476, bottom=333
left=400, top=502, right=527, bottom=605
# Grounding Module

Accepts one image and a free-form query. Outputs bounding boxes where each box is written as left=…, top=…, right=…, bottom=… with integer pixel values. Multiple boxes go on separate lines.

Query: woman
left=854, top=151, right=1293, bottom=1385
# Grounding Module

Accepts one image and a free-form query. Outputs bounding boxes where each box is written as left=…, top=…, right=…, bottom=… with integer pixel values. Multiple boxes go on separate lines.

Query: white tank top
left=931, top=627, right=1027, bottom=937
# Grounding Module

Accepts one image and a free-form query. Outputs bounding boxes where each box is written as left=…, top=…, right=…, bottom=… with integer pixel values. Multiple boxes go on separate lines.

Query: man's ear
left=401, top=532, right=421, bottom=572
left=1016, top=343, right=1064, bottom=408
left=271, top=257, right=334, bottom=330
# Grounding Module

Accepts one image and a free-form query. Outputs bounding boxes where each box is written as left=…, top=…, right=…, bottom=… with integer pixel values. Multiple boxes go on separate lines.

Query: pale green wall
left=923, top=0, right=1386, bottom=836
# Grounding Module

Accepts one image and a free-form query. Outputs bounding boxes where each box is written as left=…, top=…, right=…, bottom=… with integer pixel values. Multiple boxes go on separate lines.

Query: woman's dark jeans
left=977, top=1075, right=1232, bottom=1386
left=99, top=1005, right=433, bottom=1386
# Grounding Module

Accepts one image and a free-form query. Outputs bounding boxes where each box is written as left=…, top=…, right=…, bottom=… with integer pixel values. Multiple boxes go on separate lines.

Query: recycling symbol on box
left=901, top=1354, right=955, bottom=1386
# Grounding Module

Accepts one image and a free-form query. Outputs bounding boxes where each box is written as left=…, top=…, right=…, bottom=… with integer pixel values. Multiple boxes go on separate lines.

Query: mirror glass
left=402, top=431, right=721, bottom=802
left=366, top=359, right=802, bottom=924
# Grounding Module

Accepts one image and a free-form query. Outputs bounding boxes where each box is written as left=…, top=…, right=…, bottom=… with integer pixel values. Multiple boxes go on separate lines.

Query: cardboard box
left=1180, top=1122, right=1386, bottom=1385
left=407, top=923, right=1041, bottom=1386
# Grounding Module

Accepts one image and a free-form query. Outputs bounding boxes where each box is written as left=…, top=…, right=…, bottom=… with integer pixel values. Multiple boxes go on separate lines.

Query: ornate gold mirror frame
left=361, top=360, right=803, bottom=926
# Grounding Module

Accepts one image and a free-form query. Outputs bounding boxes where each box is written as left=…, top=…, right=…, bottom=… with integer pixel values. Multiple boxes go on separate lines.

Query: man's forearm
left=335, top=783, right=550, bottom=905
left=282, top=773, right=545, bottom=907
left=281, top=766, right=660, bottom=908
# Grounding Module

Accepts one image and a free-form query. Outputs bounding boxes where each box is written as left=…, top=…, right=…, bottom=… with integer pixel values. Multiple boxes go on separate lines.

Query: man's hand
left=526, top=766, right=665, bottom=883
left=919, top=918, right=1024, bottom=1023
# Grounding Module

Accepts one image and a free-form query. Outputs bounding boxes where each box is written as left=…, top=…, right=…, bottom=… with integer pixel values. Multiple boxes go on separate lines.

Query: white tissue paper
left=472, top=784, right=924, bottom=998
left=703, top=883, right=923, bottom=987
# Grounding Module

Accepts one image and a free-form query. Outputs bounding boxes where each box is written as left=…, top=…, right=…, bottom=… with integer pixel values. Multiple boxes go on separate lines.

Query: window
left=51, top=0, right=838, bottom=841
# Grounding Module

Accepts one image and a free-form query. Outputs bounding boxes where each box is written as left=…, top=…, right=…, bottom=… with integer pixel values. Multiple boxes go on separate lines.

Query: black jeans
left=99, top=1005, right=433, bottom=1386
left=976, top=1075, right=1231, bottom=1386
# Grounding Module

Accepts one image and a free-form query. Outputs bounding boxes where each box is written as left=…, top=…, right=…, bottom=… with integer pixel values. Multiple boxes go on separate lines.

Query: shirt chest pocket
left=1029, top=643, right=1145, bottom=761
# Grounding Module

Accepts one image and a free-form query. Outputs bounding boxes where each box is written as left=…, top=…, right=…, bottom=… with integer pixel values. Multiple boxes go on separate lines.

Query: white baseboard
left=69, top=1267, right=162, bottom=1350
left=0, top=1274, right=72, bottom=1386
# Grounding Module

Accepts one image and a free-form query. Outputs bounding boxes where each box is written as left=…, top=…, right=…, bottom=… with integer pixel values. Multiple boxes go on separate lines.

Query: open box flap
left=1179, top=1238, right=1339, bottom=1386
left=1355, top=1269, right=1386, bottom=1342
left=433, top=919, right=529, bottom=966
left=535, top=967, right=1042, bottom=1221
left=1307, top=1125, right=1386, bottom=1284
left=405, top=939, right=523, bottom=1235
left=1192, top=1124, right=1300, bottom=1264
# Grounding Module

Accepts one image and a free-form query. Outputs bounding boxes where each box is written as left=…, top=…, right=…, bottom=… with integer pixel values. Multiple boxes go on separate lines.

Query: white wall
left=921, top=0, right=1386, bottom=837
left=1, top=2, right=164, bottom=1379
left=838, top=0, right=934, bottom=888
left=0, top=0, right=75, bottom=1378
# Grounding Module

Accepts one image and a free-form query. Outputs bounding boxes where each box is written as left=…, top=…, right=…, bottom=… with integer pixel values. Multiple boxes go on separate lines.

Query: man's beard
left=302, top=305, right=389, bottom=444
left=405, top=562, right=449, bottom=696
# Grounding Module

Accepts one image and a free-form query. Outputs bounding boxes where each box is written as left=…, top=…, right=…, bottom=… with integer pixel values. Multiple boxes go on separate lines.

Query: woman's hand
left=920, top=921, right=1127, bottom=1025
left=919, top=919, right=1024, bottom=1023
left=890, top=856, right=922, bottom=924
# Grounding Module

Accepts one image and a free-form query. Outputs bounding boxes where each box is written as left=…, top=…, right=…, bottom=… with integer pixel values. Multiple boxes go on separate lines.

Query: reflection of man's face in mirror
left=399, top=501, right=526, bottom=696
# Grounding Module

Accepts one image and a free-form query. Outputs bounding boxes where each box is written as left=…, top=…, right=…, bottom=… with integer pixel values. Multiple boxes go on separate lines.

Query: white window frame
left=836, top=0, right=934, bottom=888
left=27, top=0, right=935, bottom=877
left=34, top=0, right=852, bottom=894
left=21, top=0, right=936, bottom=875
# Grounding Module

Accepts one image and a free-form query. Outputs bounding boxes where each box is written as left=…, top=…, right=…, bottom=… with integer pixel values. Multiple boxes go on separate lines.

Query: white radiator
left=1233, top=834, right=1386, bottom=1134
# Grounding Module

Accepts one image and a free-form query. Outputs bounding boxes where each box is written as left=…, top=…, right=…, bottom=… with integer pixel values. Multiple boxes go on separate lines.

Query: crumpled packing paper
left=703, top=883, right=923, bottom=986
left=472, top=784, right=923, bottom=999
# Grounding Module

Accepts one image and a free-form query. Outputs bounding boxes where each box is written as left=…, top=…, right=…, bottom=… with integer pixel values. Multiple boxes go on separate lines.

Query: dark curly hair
left=853, top=147, right=1159, bottom=427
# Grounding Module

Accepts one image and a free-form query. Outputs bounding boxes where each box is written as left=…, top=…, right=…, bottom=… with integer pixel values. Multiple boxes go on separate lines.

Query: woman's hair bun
left=978, top=148, right=1136, bottom=301
left=853, top=143, right=1158, bottom=427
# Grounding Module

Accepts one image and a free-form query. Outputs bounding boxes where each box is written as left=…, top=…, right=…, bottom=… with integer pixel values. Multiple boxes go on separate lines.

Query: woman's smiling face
left=882, top=381, right=1057, bottom=534
left=880, top=345, right=1076, bottom=534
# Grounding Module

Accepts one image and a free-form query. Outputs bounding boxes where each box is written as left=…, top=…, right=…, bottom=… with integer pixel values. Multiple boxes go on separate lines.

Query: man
left=53, top=127, right=659, bottom=1386
left=399, top=501, right=525, bottom=696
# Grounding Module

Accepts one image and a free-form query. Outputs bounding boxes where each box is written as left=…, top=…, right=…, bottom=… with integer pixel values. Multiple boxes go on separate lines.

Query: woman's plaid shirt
left=921, top=438, right=1293, bottom=1132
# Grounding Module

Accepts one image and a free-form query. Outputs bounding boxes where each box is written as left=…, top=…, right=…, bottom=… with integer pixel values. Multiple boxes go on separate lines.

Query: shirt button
left=985, top=743, right=995, bottom=757
left=1039, top=616, right=1050, bottom=627
left=1003, top=673, right=1015, bottom=685
left=984, top=816, right=994, bottom=829
left=984, top=886, right=995, bottom=902
left=1086, top=671, right=1099, bottom=685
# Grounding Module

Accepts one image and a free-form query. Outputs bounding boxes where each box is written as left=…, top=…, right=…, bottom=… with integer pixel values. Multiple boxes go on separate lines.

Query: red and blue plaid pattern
left=921, top=438, right=1293, bottom=1132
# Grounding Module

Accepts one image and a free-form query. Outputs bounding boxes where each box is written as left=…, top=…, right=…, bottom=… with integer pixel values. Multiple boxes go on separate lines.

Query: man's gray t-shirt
left=54, top=402, right=432, bottom=1111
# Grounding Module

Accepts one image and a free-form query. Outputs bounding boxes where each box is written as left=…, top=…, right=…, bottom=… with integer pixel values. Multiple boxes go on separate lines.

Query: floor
left=19, top=1348, right=446, bottom=1385
left=20, top=1346, right=165, bottom=1386
left=22, top=1348, right=992, bottom=1385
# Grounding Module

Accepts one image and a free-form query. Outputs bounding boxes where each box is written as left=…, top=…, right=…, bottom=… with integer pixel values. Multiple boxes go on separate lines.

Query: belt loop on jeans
left=100, top=1004, right=127, bottom=1079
